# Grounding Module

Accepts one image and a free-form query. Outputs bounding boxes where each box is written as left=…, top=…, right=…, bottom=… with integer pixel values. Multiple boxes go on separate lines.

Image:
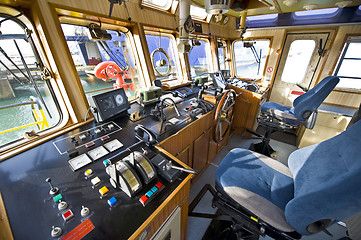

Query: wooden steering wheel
left=213, top=89, right=236, bottom=143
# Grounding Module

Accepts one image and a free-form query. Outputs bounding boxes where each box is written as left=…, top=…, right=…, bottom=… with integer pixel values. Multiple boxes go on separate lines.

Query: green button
left=53, top=194, right=63, bottom=203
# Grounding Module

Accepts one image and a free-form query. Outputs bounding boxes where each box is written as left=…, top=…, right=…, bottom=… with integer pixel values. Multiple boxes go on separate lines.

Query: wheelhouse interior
left=0, top=0, right=361, bottom=240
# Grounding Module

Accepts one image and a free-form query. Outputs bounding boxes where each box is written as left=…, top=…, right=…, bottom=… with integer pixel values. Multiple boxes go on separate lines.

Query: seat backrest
left=292, top=76, right=339, bottom=120
left=284, top=120, right=361, bottom=235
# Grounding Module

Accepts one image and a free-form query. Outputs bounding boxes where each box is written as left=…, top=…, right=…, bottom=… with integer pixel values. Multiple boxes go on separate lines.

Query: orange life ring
left=94, top=61, right=122, bottom=80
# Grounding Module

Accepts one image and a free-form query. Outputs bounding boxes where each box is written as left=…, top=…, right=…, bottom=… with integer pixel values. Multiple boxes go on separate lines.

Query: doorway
left=269, top=32, right=331, bottom=106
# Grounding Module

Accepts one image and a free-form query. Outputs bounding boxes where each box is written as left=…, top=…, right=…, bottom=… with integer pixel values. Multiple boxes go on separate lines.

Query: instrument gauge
left=115, top=94, right=124, bottom=106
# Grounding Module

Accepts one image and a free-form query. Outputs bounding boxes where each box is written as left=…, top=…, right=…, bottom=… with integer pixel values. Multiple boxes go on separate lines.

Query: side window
left=0, top=13, right=61, bottom=147
left=281, top=40, right=315, bottom=84
left=61, top=23, right=143, bottom=100
left=233, top=39, right=270, bottom=79
left=142, top=0, right=172, bottom=11
left=218, top=40, right=229, bottom=71
left=145, top=32, right=182, bottom=81
left=334, top=37, right=361, bottom=90
left=189, top=39, right=213, bottom=77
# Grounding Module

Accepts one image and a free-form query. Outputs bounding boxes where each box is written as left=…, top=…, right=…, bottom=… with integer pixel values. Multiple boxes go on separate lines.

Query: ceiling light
left=303, top=4, right=318, bottom=10
left=335, top=1, right=352, bottom=8
left=283, top=0, right=298, bottom=7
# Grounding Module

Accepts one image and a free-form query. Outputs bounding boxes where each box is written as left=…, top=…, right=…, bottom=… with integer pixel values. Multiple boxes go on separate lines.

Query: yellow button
left=85, top=169, right=93, bottom=177
left=99, top=186, right=109, bottom=196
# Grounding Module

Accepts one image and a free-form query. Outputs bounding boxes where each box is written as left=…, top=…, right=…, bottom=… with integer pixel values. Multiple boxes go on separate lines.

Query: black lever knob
left=46, top=178, right=59, bottom=195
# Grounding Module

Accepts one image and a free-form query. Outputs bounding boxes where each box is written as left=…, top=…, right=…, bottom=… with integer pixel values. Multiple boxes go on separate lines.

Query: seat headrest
left=293, top=76, right=339, bottom=120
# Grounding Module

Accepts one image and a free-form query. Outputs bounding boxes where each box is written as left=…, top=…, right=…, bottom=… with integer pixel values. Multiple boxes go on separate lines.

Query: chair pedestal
left=249, top=127, right=275, bottom=157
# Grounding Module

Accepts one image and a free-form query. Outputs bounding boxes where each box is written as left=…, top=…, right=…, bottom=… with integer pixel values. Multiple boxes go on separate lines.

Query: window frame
left=140, top=0, right=178, bottom=14
left=59, top=16, right=146, bottom=102
left=145, top=30, right=183, bottom=82
left=333, top=36, right=361, bottom=92
left=231, top=38, right=271, bottom=80
left=188, top=37, right=214, bottom=78
left=0, top=6, right=66, bottom=153
left=190, top=4, right=212, bottom=23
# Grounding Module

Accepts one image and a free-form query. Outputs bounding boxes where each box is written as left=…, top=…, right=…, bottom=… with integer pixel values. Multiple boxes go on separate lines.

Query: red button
left=62, top=210, right=74, bottom=221
left=139, top=195, right=148, bottom=205
left=155, top=182, right=163, bottom=189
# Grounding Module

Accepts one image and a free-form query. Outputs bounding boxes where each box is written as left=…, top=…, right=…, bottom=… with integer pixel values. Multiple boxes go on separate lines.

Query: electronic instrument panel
left=0, top=117, right=188, bottom=240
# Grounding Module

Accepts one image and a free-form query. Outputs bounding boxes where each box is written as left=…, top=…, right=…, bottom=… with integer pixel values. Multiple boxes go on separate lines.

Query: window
left=294, top=8, right=339, bottom=18
left=0, top=13, right=61, bottom=146
left=281, top=40, right=315, bottom=84
left=334, top=37, right=361, bottom=90
left=188, top=38, right=213, bottom=77
left=145, top=32, right=182, bottom=81
left=233, top=39, right=270, bottom=79
left=142, top=0, right=173, bottom=11
left=246, top=14, right=278, bottom=22
left=218, top=40, right=229, bottom=71
left=190, top=5, right=210, bottom=22
left=61, top=23, right=143, bottom=100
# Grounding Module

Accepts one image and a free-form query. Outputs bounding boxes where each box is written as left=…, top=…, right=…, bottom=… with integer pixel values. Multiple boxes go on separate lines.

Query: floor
left=186, top=134, right=349, bottom=240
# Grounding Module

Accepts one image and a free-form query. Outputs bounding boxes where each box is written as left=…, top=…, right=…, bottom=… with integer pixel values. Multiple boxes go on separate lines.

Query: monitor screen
left=210, top=71, right=227, bottom=89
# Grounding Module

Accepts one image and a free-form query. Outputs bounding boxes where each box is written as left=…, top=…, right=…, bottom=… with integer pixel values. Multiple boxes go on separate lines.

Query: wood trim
left=0, top=192, right=14, bottom=240
left=129, top=172, right=192, bottom=240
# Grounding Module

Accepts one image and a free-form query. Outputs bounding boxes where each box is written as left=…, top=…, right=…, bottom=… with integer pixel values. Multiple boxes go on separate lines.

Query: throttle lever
left=165, top=161, right=198, bottom=174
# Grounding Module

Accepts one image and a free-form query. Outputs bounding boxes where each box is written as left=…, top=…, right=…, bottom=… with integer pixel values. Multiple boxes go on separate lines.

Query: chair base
left=188, top=184, right=302, bottom=240
left=249, top=141, right=275, bottom=157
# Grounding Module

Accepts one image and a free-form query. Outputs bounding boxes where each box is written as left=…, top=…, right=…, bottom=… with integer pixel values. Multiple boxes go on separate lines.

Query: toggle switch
left=51, top=226, right=62, bottom=238
left=46, top=178, right=59, bottom=195
left=81, top=206, right=90, bottom=217
left=58, top=201, right=68, bottom=211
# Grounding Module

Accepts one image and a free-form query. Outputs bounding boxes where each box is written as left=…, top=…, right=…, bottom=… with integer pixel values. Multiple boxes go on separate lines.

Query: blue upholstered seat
left=216, top=120, right=361, bottom=236
left=260, top=76, right=340, bottom=127
left=251, top=76, right=340, bottom=157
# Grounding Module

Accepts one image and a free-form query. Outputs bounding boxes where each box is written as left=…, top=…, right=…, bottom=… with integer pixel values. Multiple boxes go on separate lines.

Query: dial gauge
left=68, top=154, right=92, bottom=171
left=88, top=146, right=109, bottom=161
left=104, top=139, right=123, bottom=152
left=115, top=94, right=124, bottom=106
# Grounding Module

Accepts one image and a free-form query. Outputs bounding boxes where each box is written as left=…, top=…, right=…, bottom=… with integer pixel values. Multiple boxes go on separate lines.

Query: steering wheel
left=213, top=89, right=236, bottom=143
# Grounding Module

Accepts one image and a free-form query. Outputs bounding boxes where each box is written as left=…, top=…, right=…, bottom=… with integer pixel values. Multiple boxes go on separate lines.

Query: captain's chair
left=251, top=76, right=340, bottom=156
left=214, top=119, right=361, bottom=239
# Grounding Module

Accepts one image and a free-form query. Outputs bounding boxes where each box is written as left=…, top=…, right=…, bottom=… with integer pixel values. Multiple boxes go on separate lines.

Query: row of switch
left=139, top=181, right=164, bottom=206
left=86, top=169, right=118, bottom=208
left=73, top=123, right=116, bottom=142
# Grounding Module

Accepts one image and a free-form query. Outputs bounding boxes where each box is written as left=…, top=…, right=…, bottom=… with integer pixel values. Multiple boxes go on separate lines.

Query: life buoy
left=94, top=61, right=136, bottom=91
left=94, top=61, right=121, bottom=80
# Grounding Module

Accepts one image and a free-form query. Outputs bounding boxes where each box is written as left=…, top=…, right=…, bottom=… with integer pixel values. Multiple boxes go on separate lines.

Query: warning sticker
left=62, top=219, right=95, bottom=240
left=267, top=67, right=273, bottom=73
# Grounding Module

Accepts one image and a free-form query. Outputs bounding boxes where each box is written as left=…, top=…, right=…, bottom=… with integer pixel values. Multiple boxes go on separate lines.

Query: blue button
left=103, top=159, right=110, bottom=167
left=145, top=190, right=153, bottom=198
left=151, top=186, right=158, bottom=193
left=108, top=196, right=117, bottom=207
